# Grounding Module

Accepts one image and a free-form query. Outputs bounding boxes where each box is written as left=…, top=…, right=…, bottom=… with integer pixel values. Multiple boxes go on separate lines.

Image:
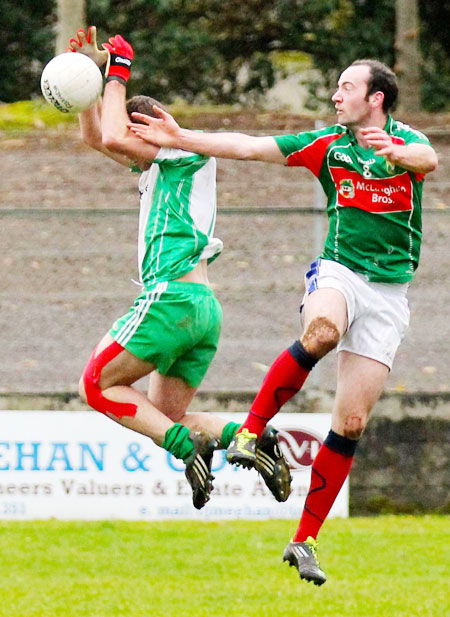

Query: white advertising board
left=0, top=411, right=348, bottom=520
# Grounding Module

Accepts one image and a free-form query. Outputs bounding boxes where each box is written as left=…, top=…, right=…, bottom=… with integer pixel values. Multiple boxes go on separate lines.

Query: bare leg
left=148, top=372, right=229, bottom=438
left=293, top=351, right=389, bottom=541
left=79, top=333, right=175, bottom=445
left=331, top=350, right=389, bottom=438
left=79, top=330, right=224, bottom=509
left=284, top=351, right=390, bottom=584
left=80, top=333, right=231, bottom=443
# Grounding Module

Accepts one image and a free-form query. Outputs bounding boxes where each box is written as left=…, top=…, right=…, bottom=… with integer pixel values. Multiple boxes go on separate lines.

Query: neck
left=350, top=113, right=389, bottom=147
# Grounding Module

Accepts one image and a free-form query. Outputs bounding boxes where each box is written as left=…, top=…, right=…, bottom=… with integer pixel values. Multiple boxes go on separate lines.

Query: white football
left=40, top=53, right=103, bottom=113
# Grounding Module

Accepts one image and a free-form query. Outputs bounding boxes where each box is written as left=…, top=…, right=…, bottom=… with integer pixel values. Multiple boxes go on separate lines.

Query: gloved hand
left=66, top=26, right=109, bottom=67
left=102, top=35, right=134, bottom=86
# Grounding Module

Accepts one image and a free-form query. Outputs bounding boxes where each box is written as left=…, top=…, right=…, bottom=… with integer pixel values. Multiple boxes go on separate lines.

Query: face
left=331, top=64, right=374, bottom=128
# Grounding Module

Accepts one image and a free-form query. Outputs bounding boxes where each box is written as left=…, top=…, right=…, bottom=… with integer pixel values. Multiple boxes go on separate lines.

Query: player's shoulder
left=388, top=116, right=430, bottom=144
left=324, top=123, right=347, bottom=135
left=275, top=123, right=345, bottom=147
left=299, top=123, right=346, bottom=139
left=155, top=147, right=211, bottom=165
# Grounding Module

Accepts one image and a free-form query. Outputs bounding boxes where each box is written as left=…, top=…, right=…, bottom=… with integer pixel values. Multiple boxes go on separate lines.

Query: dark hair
left=351, top=59, right=398, bottom=114
left=126, top=95, right=167, bottom=124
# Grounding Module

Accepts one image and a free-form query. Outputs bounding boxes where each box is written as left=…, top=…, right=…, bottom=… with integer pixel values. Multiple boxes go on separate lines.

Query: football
left=40, top=52, right=103, bottom=113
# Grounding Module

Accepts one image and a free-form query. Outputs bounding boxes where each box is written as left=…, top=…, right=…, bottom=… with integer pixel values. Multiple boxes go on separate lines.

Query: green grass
left=0, top=100, right=77, bottom=133
left=0, top=516, right=448, bottom=617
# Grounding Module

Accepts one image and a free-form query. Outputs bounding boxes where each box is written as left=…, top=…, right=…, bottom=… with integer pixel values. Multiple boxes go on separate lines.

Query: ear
left=370, top=90, right=385, bottom=110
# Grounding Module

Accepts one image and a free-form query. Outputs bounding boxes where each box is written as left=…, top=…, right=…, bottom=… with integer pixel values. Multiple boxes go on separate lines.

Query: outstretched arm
left=128, top=107, right=286, bottom=165
left=360, top=126, right=438, bottom=174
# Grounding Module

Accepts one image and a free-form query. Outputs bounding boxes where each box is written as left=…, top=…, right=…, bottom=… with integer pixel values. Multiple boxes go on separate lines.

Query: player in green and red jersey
left=275, top=114, right=430, bottom=283
left=128, top=59, right=437, bottom=583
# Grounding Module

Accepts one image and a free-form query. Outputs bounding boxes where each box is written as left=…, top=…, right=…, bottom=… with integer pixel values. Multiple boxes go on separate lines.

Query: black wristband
left=105, top=75, right=127, bottom=87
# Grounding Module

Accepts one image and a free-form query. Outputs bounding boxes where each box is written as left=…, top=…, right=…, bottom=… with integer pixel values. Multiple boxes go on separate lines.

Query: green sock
left=220, top=422, right=241, bottom=448
left=161, top=423, right=194, bottom=462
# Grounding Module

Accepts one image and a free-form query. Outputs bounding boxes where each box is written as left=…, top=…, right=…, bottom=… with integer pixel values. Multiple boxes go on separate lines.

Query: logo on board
left=277, top=428, right=324, bottom=471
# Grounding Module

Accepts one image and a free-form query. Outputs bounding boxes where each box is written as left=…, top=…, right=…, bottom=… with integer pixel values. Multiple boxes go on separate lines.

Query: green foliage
left=0, top=0, right=55, bottom=103
left=297, top=0, right=397, bottom=110
left=419, top=0, right=450, bottom=111
left=86, top=0, right=293, bottom=103
left=284, top=0, right=450, bottom=112
left=0, top=0, right=448, bottom=110
left=0, top=517, right=448, bottom=616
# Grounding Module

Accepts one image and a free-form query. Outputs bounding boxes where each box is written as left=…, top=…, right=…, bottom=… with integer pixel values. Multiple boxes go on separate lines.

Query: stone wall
left=351, top=394, right=450, bottom=514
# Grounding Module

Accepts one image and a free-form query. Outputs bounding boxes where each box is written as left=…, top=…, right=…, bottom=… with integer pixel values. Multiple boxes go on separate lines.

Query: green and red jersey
left=274, top=116, right=432, bottom=283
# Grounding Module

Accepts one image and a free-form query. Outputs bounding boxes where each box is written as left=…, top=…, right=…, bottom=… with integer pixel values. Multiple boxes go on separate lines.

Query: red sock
left=294, top=435, right=356, bottom=542
left=240, top=341, right=317, bottom=436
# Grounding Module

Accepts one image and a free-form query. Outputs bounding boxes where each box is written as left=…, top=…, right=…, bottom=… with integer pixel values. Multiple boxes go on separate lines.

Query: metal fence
left=1, top=206, right=449, bottom=396
left=1, top=125, right=449, bottom=395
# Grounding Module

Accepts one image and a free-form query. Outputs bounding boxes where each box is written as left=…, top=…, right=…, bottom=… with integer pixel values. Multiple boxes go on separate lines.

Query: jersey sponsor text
left=332, top=168, right=413, bottom=213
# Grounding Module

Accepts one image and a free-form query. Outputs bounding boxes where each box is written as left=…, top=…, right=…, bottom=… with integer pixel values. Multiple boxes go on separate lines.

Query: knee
left=165, top=409, right=187, bottom=423
left=301, top=316, right=341, bottom=358
left=79, top=357, right=100, bottom=409
left=342, top=414, right=367, bottom=440
left=80, top=354, right=138, bottom=419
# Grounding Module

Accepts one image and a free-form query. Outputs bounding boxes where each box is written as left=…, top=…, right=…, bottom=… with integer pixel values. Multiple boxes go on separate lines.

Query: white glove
left=66, top=26, right=109, bottom=68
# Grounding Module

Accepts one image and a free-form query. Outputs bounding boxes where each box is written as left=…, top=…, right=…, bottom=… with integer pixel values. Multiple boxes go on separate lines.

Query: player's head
left=332, top=59, right=397, bottom=128
left=126, top=95, right=168, bottom=123
left=350, top=59, right=398, bottom=114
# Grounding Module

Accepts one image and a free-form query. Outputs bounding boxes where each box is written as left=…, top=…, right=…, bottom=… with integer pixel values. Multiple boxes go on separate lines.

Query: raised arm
left=360, top=126, right=438, bottom=174
left=99, top=34, right=162, bottom=170
left=67, top=28, right=160, bottom=169
left=128, top=107, right=287, bottom=165
left=65, top=27, right=129, bottom=166
left=74, top=96, right=130, bottom=166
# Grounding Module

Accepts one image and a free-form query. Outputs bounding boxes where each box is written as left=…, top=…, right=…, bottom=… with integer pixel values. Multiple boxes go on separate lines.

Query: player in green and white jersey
left=128, top=59, right=438, bottom=581
left=66, top=27, right=246, bottom=510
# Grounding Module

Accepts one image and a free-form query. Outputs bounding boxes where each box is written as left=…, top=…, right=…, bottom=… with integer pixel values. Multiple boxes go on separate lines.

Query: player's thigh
left=86, top=333, right=156, bottom=390
left=331, top=350, right=389, bottom=437
left=147, top=372, right=197, bottom=421
left=302, top=287, right=348, bottom=336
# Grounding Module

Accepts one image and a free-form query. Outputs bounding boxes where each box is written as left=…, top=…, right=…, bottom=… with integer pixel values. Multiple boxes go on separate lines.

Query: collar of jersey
left=345, top=114, right=395, bottom=145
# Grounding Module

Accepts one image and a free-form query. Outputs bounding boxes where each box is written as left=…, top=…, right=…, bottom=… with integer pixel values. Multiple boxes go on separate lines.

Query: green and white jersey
left=275, top=116, right=431, bottom=283
left=137, top=148, right=222, bottom=287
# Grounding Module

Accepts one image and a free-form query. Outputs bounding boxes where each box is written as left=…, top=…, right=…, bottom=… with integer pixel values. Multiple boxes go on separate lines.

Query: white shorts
left=302, top=259, right=410, bottom=369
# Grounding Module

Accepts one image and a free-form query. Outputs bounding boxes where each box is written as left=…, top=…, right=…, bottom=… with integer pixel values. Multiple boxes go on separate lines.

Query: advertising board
left=0, top=411, right=348, bottom=520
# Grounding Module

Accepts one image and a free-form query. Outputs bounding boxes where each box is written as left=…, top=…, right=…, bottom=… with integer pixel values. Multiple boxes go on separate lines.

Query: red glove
left=102, top=35, right=134, bottom=85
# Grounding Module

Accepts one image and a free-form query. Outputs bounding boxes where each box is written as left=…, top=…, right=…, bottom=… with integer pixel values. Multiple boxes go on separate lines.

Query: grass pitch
left=1, top=516, right=448, bottom=617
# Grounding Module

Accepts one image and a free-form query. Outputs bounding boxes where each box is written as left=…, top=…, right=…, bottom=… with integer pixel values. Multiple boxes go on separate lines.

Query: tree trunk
left=395, top=0, right=421, bottom=112
left=55, top=0, right=86, bottom=55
